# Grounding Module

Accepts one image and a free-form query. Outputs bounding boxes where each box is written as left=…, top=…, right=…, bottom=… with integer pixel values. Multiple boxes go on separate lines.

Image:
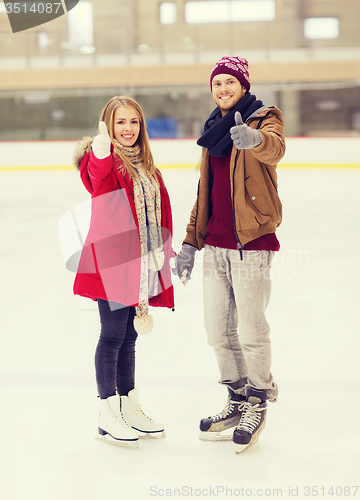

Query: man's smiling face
left=211, top=74, right=247, bottom=116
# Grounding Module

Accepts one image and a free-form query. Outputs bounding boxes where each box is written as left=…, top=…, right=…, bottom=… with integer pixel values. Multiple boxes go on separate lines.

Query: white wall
left=0, top=137, right=359, bottom=169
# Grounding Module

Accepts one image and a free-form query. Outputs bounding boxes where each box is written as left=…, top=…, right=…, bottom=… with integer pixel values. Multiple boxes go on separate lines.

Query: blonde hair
left=99, top=96, right=157, bottom=180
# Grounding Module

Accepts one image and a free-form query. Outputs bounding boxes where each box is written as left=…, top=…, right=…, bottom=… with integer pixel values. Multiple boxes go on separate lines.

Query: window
left=68, top=1, right=94, bottom=47
left=304, top=17, right=339, bottom=39
left=185, top=0, right=275, bottom=24
left=231, top=0, right=275, bottom=22
left=160, top=2, right=177, bottom=25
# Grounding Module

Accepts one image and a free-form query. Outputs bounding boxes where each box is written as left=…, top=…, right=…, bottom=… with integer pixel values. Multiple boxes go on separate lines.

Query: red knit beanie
left=210, top=56, right=251, bottom=92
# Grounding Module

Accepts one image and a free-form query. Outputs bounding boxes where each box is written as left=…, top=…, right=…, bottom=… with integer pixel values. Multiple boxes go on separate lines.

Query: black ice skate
left=233, top=392, right=267, bottom=454
left=199, top=392, right=245, bottom=441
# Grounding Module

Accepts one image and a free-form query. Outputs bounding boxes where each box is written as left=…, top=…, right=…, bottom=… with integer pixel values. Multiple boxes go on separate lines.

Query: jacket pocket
left=92, top=242, right=124, bottom=283
left=245, top=176, right=270, bottom=224
left=92, top=229, right=141, bottom=283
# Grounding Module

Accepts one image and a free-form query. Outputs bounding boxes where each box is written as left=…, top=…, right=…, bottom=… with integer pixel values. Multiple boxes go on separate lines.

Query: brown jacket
left=184, top=106, right=285, bottom=249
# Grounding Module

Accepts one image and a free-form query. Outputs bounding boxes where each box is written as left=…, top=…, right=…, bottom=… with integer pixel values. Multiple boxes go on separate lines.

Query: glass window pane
left=304, top=18, right=339, bottom=39
left=185, top=0, right=275, bottom=24
left=68, top=1, right=94, bottom=46
left=160, top=2, right=177, bottom=25
left=185, top=1, right=230, bottom=24
left=231, top=0, right=275, bottom=22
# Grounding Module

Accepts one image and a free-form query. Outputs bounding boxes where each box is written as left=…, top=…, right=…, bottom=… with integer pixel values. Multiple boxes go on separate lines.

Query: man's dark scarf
left=197, top=92, right=264, bottom=157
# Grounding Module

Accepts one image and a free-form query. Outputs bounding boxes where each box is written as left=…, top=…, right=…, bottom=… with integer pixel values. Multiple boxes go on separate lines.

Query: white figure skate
left=96, top=394, right=139, bottom=449
left=121, top=388, right=165, bottom=439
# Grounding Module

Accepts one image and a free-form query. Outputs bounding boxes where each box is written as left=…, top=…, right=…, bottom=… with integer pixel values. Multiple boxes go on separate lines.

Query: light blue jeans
left=203, top=245, right=278, bottom=402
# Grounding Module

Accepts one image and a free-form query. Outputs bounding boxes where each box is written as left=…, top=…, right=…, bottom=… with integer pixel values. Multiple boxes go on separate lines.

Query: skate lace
left=237, top=402, right=265, bottom=433
left=113, top=410, right=133, bottom=429
left=133, top=404, right=154, bottom=422
left=212, top=398, right=237, bottom=422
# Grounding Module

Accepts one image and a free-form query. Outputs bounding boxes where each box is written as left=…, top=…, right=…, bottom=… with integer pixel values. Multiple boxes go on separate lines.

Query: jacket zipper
left=231, top=112, right=266, bottom=260
left=232, top=149, right=243, bottom=261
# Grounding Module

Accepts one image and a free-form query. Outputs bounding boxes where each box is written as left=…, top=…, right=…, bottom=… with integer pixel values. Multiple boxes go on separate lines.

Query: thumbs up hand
left=92, top=121, right=111, bottom=159
left=234, top=111, right=244, bottom=126
left=230, top=111, right=262, bottom=150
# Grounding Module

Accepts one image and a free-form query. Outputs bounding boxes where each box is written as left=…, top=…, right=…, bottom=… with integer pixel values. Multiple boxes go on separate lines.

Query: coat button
left=252, top=196, right=256, bottom=200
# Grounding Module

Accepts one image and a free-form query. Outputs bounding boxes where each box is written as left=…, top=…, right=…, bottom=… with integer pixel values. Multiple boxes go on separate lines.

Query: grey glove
left=230, top=111, right=262, bottom=150
left=175, top=244, right=197, bottom=284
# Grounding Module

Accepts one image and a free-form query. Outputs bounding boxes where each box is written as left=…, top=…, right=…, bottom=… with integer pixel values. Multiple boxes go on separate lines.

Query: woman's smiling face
left=113, top=105, right=140, bottom=146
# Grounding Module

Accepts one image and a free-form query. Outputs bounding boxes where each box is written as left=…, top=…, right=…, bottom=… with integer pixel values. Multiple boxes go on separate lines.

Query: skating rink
left=1, top=162, right=359, bottom=500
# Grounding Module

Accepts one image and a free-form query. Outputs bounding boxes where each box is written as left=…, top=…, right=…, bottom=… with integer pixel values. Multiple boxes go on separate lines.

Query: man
left=176, top=56, right=285, bottom=454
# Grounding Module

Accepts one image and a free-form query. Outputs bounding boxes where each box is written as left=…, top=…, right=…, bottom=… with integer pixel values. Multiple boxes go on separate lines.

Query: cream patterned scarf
left=114, top=141, right=164, bottom=334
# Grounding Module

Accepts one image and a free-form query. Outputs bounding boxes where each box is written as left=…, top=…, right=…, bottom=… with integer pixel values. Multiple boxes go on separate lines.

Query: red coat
left=73, top=146, right=174, bottom=310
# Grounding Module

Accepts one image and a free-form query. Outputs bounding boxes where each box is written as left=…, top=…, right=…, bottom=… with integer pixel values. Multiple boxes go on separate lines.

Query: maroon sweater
left=205, top=152, right=280, bottom=251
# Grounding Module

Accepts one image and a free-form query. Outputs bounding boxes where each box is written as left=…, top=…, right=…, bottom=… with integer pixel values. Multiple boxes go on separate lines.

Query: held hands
left=92, top=121, right=111, bottom=159
left=173, top=244, right=197, bottom=286
left=230, top=111, right=262, bottom=150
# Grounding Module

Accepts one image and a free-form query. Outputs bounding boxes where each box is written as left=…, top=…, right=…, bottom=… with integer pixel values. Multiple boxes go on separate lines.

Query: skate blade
left=234, top=424, right=264, bottom=454
left=235, top=436, right=258, bottom=454
left=138, top=431, right=166, bottom=440
left=199, top=430, right=233, bottom=442
left=95, top=435, right=139, bottom=449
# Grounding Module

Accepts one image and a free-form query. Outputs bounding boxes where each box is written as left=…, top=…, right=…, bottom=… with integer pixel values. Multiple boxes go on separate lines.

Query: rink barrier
left=1, top=163, right=360, bottom=170
left=277, top=163, right=360, bottom=168
left=0, top=137, right=360, bottom=169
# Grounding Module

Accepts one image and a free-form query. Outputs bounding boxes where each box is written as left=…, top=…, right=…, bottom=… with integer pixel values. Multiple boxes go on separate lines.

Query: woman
left=73, top=96, right=174, bottom=449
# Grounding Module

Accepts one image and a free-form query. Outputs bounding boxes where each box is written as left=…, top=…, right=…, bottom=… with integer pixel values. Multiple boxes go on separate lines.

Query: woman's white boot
left=97, top=394, right=139, bottom=448
left=120, top=388, right=165, bottom=438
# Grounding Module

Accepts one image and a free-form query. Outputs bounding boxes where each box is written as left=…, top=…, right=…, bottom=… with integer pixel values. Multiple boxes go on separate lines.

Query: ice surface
left=0, top=165, right=359, bottom=500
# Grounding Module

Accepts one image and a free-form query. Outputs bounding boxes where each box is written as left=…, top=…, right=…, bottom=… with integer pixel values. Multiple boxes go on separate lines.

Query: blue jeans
left=95, top=299, right=138, bottom=399
left=203, top=245, right=278, bottom=402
